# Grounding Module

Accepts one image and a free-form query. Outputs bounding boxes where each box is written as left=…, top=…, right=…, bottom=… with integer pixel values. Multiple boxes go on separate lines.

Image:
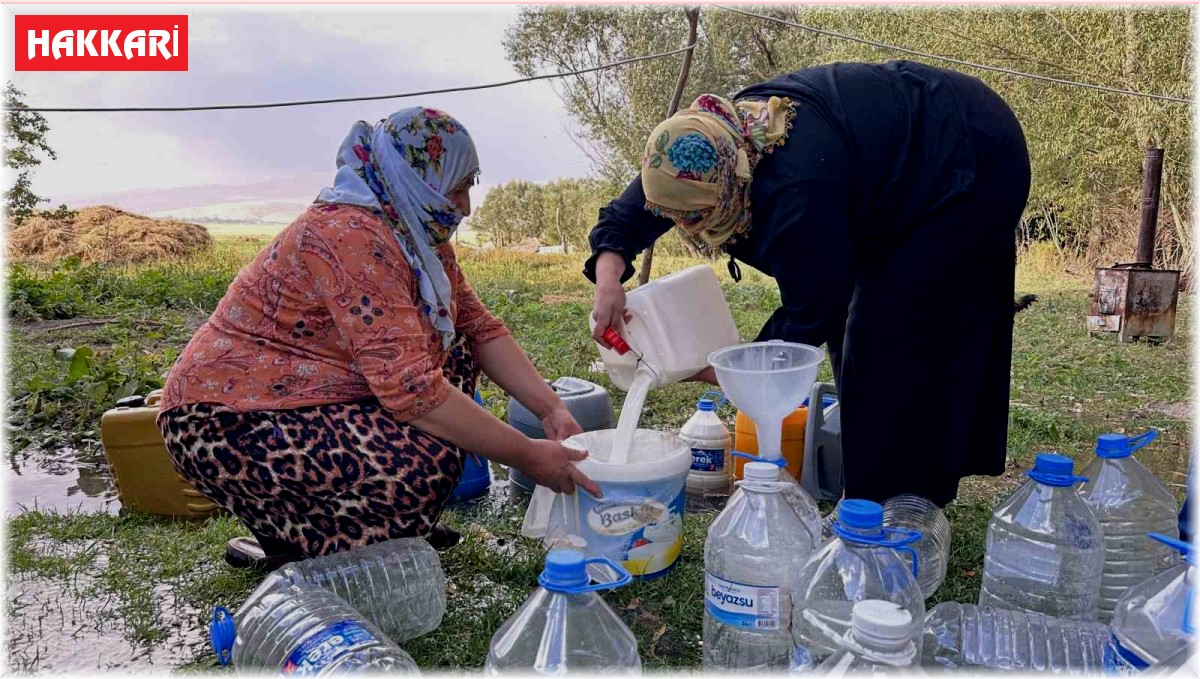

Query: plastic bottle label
left=690, top=448, right=725, bottom=472
left=704, top=570, right=780, bottom=630
left=281, top=620, right=376, bottom=676
left=1103, top=635, right=1150, bottom=674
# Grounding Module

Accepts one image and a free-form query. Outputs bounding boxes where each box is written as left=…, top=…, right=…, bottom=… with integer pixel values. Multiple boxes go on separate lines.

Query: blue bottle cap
left=209, top=606, right=236, bottom=666
left=838, top=499, right=884, bottom=531
left=1027, top=453, right=1088, bottom=487
left=1096, top=430, right=1158, bottom=459
left=539, top=549, right=590, bottom=591
left=697, top=399, right=716, bottom=412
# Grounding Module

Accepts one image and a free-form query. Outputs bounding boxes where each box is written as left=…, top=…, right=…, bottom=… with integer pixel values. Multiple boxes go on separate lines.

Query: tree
left=505, top=7, right=1193, bottom=275
left=4, top=83, right=66, bottom=224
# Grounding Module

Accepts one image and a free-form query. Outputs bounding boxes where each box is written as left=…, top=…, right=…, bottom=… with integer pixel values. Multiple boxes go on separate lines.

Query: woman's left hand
left=542, top=406, right=583, bottom=441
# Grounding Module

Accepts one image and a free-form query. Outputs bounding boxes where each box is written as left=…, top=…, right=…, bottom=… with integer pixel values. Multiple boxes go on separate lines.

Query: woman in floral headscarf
left=586, top=61, right=1032, bottom=507
left=159, top=106, right=599, bottom=570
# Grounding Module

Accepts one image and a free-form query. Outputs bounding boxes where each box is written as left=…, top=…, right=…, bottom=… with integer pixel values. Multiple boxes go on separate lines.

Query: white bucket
left=521, top=429, right=691, bottom=580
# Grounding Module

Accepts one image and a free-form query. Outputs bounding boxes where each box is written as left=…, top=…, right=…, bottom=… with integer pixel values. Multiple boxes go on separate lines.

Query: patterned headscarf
left=641, top=94, right=795, bottom=252
left=317, top=107, right=479, bottom=349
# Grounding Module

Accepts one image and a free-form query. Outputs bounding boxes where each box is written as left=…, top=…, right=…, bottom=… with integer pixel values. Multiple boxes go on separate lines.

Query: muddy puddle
left=6, top=444, right=119, bottom=516
left=5, top=544, right=204, bottom=673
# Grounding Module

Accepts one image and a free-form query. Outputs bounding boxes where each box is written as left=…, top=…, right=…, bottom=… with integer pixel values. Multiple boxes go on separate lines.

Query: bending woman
left=160, top=107, right=599, bottom=569
left=586, top=61, right=1031, bottom=506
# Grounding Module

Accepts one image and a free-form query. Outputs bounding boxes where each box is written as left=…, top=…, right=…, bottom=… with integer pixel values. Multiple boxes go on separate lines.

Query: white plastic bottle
left=681, top=391, right=732, bottom=500
left=978, top=453, right=1104, bottom=621
left=704, top=461, right=817, bottom=670
left=213, top=574, right=419, bottom=675
left=791, top=499, right=926, bottom=670
left=485, top=549, right=640, bottom=675
left=1078, top=431, right=1181, bottom=623
left=278, top=536, right=445, bottom=643
left=814, top=600, right=920, bottom=676
left=1105, top=532, right=1195, bottom=673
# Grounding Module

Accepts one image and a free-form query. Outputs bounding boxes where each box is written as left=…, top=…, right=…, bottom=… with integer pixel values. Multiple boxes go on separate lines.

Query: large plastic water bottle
left=1105, top=532, right=1195, bottom=673
left=921, top=602, right=1110, bottom=673
left=485, top=549, right=640, bottom=674
left=704, top=461, right=817, bottom=670
left=214, top=574, right=419, bottom=675
left=1078, top=431, right=1181, bottom=623
left=728, top=452, right=822, bottom=544
left=791, top=499, right=925, bottom=670
left=978, top=453, right=1104, bottom=620
left=279, top=536, right=445, bottom=643
left=681, top=391, right=732, bottom=500
left=881, top=494, right=950, bottom=599
left=813, top=600, right=919, bottom=675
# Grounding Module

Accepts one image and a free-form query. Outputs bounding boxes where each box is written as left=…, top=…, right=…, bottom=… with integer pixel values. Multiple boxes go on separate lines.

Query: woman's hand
left=521, top=439, right=603, bottom=497
left=683, top=365, right=718, bottom=385
left=541, top=406, right=583, bottom=441
left=592, top=251, right=632, bottom=348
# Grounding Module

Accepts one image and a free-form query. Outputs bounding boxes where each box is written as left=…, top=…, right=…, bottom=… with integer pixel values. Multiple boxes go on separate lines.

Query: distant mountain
left=152, top=199, right=314, bottom=225
left=53, top=173, right=330, bottom=215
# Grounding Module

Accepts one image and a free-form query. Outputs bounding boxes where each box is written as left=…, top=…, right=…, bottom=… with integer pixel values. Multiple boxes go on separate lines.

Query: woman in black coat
left=585, top=60, right=1031, bottom=506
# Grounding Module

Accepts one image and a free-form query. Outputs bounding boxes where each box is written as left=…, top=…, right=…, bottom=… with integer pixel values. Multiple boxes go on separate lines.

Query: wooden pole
left=637, top=6, right=700, bottom=287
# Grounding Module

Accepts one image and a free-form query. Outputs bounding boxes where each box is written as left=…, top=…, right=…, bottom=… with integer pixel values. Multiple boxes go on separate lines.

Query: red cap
left=601, top=327, right=631, bottom=355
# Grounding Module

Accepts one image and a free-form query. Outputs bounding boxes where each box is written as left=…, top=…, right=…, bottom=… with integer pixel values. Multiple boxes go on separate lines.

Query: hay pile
left=7, top=206, right=213, bottom=264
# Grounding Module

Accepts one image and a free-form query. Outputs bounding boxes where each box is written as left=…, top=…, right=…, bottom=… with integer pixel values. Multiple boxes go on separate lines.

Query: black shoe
left=224, top=537, right=300, bottom=573
left=427, top=525, right=461, bottom=551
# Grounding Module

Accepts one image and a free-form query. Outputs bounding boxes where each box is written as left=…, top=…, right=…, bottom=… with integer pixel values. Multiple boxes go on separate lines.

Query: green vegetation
left=5, top=239, right=1190, bottom=672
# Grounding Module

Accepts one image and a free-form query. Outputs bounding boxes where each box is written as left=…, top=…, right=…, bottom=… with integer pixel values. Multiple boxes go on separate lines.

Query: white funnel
left=708, top=341, right=825, bottom=460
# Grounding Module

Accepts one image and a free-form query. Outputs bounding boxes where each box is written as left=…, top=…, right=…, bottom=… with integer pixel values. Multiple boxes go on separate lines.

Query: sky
left=3, top=5, right=594, bottom=202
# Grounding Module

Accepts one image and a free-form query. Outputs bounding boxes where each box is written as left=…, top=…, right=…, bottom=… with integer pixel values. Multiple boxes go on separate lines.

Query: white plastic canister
left=589, top=265, right=740, bottom=390
left=537, top=429, right=691, bottom=580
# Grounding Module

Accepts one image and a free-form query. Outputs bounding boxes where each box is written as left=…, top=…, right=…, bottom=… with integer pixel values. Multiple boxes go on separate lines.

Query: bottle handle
left=831, top=524, right=922, bottom=578
left=1126, top=429, right=1159, bottom=454
left=578, top=556, right=633, bottom=592
left=700, top=390, right=727, bottom=409
left=209, top=606, right=235, bottom=666
left=731, top=451, right=785, bottom=466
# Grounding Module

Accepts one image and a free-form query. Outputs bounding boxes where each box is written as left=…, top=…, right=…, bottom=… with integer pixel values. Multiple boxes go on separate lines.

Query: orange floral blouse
left=160, top=204, right=508, bottom=420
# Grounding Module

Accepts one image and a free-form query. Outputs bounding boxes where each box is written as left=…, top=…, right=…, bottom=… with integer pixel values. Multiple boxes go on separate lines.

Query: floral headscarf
left=641, top=94, right=795, bottom=252
left=317, top=107, right=479, bottom=349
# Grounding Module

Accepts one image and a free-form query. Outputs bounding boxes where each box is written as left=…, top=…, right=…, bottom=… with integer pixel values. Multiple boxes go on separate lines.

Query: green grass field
left=4, top=238, right=1192, bottom=671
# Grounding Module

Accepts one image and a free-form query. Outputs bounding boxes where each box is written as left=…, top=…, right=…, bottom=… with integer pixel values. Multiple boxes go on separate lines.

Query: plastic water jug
left=590, top=265, right=739, bottom=390
left=100, top=391, right=221, bottom=519
left=812, top=600, right=919, bottom=675
left=704, top=462, right=817, bottom=670
left=1105, top=532, right=1195, bottom=673
left=523, top=429, right=691, bottom=581
left=681, top=391, right=732, bottom=499
left=278, top=536, right=444, bottom=644
left=881, top=494, right=951, bottom=599
left=978, top=453, right=1104, bottom=620
left=725, top=454, right=822, bottom=546
left=451, top=390, right=491, bottom=501
left=506, top=377, right=616, bottom=493
left=1078, top=430, right=1181, bottom=623
left=484, top=549, right=640, bottom=675
left=922, top=602, right=1110, bottom=673
left=791, top=499, right=925, bottom=670
left=212, top=575, right=419, bottom=675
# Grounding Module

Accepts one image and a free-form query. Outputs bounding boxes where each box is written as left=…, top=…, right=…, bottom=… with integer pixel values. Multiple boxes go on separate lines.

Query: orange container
left=732, top=408, right=808, bottom=481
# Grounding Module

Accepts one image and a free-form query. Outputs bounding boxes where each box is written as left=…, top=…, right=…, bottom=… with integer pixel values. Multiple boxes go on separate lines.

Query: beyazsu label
left=15, top=15, right=188, bottom=71
left=705, top=570, right=781, bottom=631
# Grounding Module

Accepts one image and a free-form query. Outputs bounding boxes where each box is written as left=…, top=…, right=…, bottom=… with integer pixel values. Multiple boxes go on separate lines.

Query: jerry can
left=100, top=390, right=222, bottom=519
left=732, top=390, right=838, bottom=482
left=800, top=382, right=844, bottom=501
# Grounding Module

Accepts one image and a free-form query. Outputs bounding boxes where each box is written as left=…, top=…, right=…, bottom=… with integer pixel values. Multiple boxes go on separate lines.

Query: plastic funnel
left=708, top=341, right=824, bottom=460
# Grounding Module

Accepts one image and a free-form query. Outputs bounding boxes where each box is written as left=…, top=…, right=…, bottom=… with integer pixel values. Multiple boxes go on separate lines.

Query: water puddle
left=6, top=444, right=119, bottom=515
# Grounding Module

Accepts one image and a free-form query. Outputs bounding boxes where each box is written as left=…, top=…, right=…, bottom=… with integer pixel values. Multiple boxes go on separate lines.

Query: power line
left=716, top=5, right=1193, bottom=106
left=5, top=42, right=697, bottom=113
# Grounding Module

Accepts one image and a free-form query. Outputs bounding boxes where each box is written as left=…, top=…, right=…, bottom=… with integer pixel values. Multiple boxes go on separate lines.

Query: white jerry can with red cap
left=587, top=264, right=739, bottom=390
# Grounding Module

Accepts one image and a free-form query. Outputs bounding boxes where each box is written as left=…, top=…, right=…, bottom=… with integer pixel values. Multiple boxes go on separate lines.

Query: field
left=4, top=238, right=1192, bottom=672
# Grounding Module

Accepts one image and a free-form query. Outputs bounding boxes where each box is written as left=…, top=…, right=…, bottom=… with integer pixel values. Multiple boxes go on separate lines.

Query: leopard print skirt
left=158, top=335, right=477, bottom=558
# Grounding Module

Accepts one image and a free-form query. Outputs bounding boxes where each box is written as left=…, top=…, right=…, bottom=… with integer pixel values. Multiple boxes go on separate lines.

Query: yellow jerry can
left=100, top=390, right=222, bottom=519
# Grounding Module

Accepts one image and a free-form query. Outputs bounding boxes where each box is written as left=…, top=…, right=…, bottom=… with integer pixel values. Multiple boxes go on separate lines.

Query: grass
left=4, top=238, right=1192, bottom=671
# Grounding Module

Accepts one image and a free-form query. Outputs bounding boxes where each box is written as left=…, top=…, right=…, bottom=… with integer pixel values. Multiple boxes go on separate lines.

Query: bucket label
left=690, top=448, right=725, bottom=472
left=282, top=620, right=376, bottom=676
left=587, top=499, right=669, bottom=537
left=705, top=570, right=780, bottom=630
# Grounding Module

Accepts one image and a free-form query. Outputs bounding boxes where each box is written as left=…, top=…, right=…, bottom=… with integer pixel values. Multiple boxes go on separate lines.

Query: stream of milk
left=609, top=367, right=656, bottom=465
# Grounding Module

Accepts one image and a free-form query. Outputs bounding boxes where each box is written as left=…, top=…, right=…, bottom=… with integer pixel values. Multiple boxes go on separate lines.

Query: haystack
left=7, top=206, right=213, bottom=264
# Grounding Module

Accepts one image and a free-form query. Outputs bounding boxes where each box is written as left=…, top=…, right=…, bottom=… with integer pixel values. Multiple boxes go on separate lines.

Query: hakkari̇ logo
left=15, top=15, right=189, bottom=71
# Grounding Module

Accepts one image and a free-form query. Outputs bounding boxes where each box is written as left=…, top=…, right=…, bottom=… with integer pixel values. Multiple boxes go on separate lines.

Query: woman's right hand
left=592, top=251, right=632, bottom=348
left=522, top=439, right=603, bottom=497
